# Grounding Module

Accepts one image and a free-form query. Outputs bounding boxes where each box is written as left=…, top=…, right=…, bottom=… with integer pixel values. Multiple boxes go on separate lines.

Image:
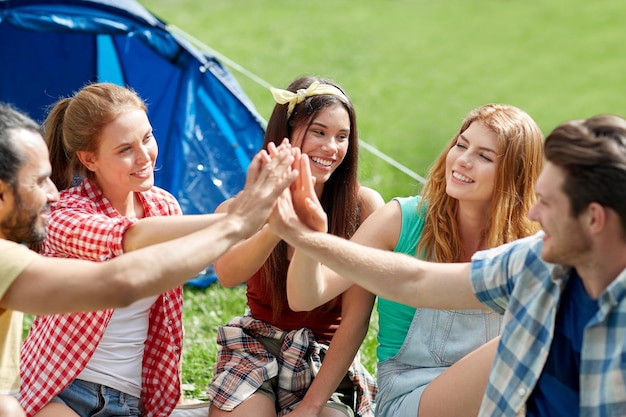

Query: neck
left=456, top=201, right=490, bottom=261
left=575, top=232, right=626, bottom=298
left=107, top=189, right=139, bottom=218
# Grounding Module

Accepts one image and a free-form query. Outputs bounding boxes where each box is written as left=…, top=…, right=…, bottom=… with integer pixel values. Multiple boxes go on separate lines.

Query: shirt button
left=517, top=388, right=526, bottom=396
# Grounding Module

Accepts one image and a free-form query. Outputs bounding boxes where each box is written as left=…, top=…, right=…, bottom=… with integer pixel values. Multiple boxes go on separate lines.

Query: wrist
left=295, top=397, right=325, bottom=415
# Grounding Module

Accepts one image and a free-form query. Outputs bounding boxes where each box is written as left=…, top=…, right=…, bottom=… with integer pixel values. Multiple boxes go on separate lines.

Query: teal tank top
left=376, top=195, right=425, bottom=362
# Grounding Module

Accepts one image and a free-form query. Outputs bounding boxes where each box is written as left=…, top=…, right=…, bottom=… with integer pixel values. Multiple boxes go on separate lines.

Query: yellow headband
left=270, top=81, right=349, bottom=118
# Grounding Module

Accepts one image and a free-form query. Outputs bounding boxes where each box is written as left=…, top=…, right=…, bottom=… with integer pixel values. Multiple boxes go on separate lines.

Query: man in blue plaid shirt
left=273, top=114, right=626, bottom=416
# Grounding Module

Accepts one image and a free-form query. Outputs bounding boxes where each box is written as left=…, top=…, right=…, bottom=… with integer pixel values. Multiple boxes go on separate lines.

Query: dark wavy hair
left=261, top=76, right=361, bottom=315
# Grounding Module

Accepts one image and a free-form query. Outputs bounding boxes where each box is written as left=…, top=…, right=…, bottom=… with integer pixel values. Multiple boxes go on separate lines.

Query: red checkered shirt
left=18, top=178, right=184, bottom=417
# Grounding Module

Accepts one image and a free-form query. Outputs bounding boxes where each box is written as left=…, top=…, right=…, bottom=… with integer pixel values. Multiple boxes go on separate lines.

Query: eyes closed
left=454, top=137, right=497, bottom=163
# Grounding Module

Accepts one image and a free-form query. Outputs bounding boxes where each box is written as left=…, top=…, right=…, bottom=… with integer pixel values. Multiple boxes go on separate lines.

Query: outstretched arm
left=282, top=153, right=338, bottom=309
left=281, top=222, right=479, bottom=310
left=121, top=213, right=227, bottom=252
left=213, top=143, right=299, bottom=287
left=272, top=162, right=481, bottom=310
left=1, top=145, right=298, bottom=315
left=288, top=286, right=376, bottom=416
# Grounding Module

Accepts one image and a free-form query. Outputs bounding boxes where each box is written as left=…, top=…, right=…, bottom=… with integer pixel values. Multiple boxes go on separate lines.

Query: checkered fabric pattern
left=19, top=179, right=184, bottom=417
left=208, top=314, right=376, bottom=417
left=471, top=232, right=626, bottom=416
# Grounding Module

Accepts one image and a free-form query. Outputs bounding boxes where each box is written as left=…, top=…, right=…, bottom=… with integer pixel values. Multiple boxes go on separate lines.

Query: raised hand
left=228, top=144, right=298, bottom=237
left=291, top=153, right=327, bottom=232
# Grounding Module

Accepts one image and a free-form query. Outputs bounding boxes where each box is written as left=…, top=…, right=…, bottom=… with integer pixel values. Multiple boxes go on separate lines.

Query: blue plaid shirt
left=470, top=232, right=626, bottom=417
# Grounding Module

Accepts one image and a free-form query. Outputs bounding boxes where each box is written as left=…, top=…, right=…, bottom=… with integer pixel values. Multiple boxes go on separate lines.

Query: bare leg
left=33, top=402, right=80, bottom=417
left=282, top=404, right=351, bottom=417
left=319, top=406, right=352, bottom=417
left=0, top=395, right=25, bottom=417
left=209, top=393, right=275, bottom=417
left=418, top=337, right=499, bottom=417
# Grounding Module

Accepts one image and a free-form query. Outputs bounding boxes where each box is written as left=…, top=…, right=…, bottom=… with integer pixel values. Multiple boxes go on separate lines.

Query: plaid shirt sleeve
left=470, top=233, right=545, bottom=314
left=44, top=194, right=136, bottom=261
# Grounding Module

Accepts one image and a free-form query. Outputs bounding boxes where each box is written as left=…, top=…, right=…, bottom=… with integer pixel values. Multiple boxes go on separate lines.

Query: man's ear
left=586, top=202, right=607, bottom=234
left=0, top=179, right=7, bottom=203
left=76, top=150, right=97, bottom=172
left=0, top=179, right=12, bottom=211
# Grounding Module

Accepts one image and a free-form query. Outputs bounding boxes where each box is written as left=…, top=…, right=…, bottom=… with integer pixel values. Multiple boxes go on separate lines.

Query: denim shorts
left=49, top=379, right=141, bottom=417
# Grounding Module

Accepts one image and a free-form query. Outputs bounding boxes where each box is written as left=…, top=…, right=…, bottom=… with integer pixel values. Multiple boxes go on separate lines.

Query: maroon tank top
left=246, top=270, right=341, bottom=343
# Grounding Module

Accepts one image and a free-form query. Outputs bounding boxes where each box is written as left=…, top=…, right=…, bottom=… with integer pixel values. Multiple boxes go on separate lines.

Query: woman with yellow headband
left=207, top=76, right=384, bottom=417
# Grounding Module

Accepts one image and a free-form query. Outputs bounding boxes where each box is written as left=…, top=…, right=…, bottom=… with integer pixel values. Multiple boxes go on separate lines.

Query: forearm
left=298, top=336, right=363, bottom=415
left=283, top=229, right=482, bottom=310
left=113, top=214, right=251, bottom=300
left=297, top=289, right=374, bottom=414
left=5, top=214, right=250, bottom=315
left=287, top=249, right=351, bottom=311
left=122, top=213, right=227, bottom=252
left=213, top=224, right=281, bottom=287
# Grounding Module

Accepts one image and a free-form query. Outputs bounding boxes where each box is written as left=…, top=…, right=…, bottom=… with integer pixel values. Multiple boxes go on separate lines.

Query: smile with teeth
left=452, top=171, right=474, bottom=183
left=132, top=166, right=152, bottom=176
left=310, top=156, right=333, bottom=167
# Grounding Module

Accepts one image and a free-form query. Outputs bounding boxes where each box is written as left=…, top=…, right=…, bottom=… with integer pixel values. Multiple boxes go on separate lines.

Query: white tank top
left=77, top=295, right=158, bottom=397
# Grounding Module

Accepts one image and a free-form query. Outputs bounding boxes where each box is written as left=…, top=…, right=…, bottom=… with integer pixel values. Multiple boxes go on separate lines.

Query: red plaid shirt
left=18, top=179, right=184, bottom=417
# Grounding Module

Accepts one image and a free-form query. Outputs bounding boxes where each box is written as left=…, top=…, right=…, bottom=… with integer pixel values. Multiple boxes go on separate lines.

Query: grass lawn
left=24, top=0, right=625, bottom=401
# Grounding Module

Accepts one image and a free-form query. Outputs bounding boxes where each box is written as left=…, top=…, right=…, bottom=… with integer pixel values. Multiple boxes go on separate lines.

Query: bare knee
left=0, top=396, right=26, bottom=417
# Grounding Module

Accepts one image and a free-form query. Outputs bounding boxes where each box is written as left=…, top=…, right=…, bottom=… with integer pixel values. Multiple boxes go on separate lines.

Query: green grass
left=24, top=0, right=625, bottom=401
left=136, top=0, right=626, bottom=400
left=141, top=0, right=626, bottom=202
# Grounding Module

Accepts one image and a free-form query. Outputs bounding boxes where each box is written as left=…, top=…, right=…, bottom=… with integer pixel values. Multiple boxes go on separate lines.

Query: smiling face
left=0, top=129, right=59, bottom=243
left=445, top=121, right=499, bottom=208
left=291, top=103, right=350, bottom=195
left=77, top=108, right=157, bottom=204
left=529, top=162, right=591, bottom=265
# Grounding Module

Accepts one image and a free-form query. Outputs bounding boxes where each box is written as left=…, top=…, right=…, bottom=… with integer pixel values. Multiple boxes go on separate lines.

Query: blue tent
left=0, top=0, right=265, bottom=217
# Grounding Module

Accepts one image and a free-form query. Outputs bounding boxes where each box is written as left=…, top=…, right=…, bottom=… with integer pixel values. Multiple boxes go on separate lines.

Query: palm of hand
left=291, top=182, right=327, bottom=233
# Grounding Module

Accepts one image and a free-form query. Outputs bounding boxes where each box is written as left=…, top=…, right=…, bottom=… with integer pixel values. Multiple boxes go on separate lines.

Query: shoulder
left=0, top=240, right=39, bottom=298
left=392, top=195, right=423, bottom=212
left=144, top=186, right=182, bottom=215
left=473, top=232, right=545, bottom=264
left=357, top=185, right=385, bottom=220
left=56, top=184, right=96, bottom=209
left=146, top=186, right=178, bottom=202
left=471, top=232, right=551, bottom=286
left=350, top=199, right=402, bottom=250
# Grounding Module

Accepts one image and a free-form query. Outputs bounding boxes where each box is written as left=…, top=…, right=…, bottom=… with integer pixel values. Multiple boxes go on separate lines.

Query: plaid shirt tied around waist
left=207, top=314, right=376, bottom=417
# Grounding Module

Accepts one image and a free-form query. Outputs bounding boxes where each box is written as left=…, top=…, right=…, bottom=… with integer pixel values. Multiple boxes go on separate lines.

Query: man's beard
left=0, top=192, right=46, bottom=244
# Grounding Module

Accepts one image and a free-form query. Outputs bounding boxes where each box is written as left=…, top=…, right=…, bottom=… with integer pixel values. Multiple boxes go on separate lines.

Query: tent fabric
left=0, top=0, right=265, bottom=217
